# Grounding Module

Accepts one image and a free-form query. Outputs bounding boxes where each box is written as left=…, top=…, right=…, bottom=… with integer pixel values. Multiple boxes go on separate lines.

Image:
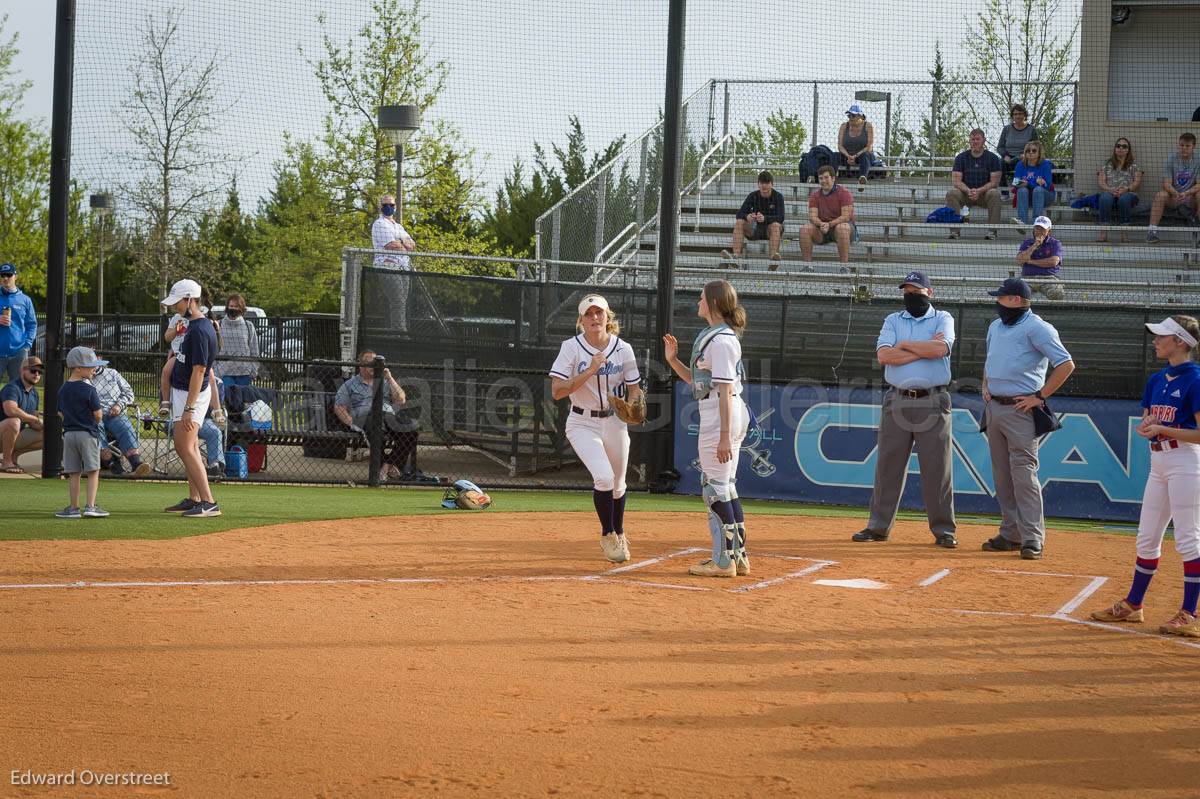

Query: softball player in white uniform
left=549, top=294, right=642, bottom=563
left=664, top=279, right=751, bottom=578
left=1092, top=315, right=1200, bottom=637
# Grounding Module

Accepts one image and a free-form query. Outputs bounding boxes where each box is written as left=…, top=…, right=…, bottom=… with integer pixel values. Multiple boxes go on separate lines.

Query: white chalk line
left=1054, top=575, right=1109, bottom=616
left=729, top=560, right=836, bottom=593
left=986, top=568, right=1084, bottom=579
left=604, top=547, right=705, bottom=575
left=919, top=568, right=952, bottom=587
left=1043, top=613, right=1200, bottom=650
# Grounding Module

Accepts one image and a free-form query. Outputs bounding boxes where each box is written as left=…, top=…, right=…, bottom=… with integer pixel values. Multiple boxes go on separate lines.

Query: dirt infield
left=2, top=512, right=1198, bottom=798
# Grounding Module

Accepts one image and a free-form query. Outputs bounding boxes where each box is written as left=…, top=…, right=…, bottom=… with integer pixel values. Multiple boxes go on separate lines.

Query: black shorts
left=747, top=221, right=782, bottom=240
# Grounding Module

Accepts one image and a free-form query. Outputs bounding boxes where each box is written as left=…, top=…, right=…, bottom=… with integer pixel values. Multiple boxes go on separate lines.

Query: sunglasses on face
left=1115, top=143, right=1130, bottom=149
left=0, top=274, right=14, bottom=279
left=28, top=369, right=44, bottom=376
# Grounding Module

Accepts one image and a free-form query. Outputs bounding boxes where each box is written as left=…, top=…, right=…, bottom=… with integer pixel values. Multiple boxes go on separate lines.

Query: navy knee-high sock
left=729, top=497, right=745, bottom=523
left=593, top=489, right=615, bottom=535
left=1183, top=558, right=1200, bottom=615
left=1126, top=557, right=1158, bottom=607
left=612, top=493, right=627, bottom=534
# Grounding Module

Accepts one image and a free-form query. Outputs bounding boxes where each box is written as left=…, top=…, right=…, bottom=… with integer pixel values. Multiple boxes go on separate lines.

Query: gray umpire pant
left=866, top=389, right=956, bottom=536
left=985, top=400, right=1045, bottom=549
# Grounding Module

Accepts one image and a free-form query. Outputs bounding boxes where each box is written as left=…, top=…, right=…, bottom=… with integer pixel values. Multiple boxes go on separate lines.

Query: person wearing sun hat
left=836, top=103, right=876, bottom=188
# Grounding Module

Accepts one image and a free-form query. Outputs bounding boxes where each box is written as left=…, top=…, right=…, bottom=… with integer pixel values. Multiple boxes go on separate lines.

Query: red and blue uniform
left=1126, top=360, right=1200, bottom=614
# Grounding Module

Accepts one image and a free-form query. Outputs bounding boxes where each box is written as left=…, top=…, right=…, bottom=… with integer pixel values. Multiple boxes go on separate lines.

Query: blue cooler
left=225, top=445, right=248, bottom=479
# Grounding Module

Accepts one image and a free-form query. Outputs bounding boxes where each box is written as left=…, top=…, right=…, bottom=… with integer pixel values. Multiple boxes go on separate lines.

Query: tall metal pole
left=650, top=0, right=685, bottom=486
left=97, top=219, right=105, bottom=316
left=395, top=144, right=405, bottom=226
left=43, top=0, right=76, bottom=480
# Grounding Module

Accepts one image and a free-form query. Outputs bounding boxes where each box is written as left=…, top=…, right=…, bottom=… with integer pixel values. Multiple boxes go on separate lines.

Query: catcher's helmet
left=441, top=479, right=492, bottom=510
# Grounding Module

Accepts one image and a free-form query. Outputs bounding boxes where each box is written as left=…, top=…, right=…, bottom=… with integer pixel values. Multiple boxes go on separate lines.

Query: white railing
left=693, top=133, right=737, bottom=231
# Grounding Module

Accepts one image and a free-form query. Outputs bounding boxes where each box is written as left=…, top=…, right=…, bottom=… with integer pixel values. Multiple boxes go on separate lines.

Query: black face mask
left=226, top=308, right=242, bottom=319
left=903, top=293, right=930, bottom=317
left=996, top=302, right=1028, bottom=326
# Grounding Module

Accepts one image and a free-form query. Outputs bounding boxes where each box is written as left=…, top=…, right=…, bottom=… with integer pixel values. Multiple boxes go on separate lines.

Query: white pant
left=697, top=395, right=749, bottom=484
left=1137, top=442, right=1200, bottom=561
left=566, top=412, right=630, bottom=496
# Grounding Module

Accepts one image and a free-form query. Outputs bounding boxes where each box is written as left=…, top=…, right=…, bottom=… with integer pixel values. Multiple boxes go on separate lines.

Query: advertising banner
left=673, top=383, right=1148, bottom=522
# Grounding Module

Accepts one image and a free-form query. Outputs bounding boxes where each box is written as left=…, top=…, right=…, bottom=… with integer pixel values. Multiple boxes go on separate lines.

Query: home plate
left=813, top=578, right=889, bottom=590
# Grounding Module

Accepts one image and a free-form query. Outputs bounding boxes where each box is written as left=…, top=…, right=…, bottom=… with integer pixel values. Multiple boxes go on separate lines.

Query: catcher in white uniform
left=664, top=279, right=751, bottom=578
left=549, top=294, right=644, bottom=563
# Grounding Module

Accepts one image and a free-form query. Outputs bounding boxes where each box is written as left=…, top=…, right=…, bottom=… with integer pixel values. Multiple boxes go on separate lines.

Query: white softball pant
left=1137, top=442, right=1200, bottom=561
left=566, top=412, right=630, bottom=497
left=697, top=395, right=749, bottom=485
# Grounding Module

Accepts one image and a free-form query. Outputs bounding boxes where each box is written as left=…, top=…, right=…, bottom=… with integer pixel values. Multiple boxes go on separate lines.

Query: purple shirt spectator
left=1019, top=235, right=1063, bottom=277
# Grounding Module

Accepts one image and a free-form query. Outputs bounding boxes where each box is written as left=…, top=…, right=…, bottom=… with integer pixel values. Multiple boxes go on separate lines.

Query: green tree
left=960, top=0, right=1078, bottom=159
left=737, top=109, right=808, bottom=162
left=176, top=181, right=255, bottom=300
left=483, top=115, right=626, bottom=260
left=249, top=142, right=357, bottom=313
left=0, top=15, right=50, bottom=302
left=119, top=7, right=238, bottom=299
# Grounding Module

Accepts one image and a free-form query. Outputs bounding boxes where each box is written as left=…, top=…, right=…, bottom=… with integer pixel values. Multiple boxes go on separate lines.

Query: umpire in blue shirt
left=853, top=271, right=959, bottom=547
left=981, top=277, right=1075, bottom=559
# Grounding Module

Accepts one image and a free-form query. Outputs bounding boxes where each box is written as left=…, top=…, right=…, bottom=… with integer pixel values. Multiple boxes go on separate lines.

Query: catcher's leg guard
left=729, top=481, right=747, bottom=560
left=702, top=475, right=737, bottom=568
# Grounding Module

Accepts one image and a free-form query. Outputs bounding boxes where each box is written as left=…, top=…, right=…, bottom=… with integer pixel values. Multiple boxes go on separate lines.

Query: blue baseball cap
left=0, top=262, right=16, bottom=276
left=899, top=271, right=932, bottom=290
left=845, top=103, right=866, bottom=117
left=988, top=277, right=1032, bottom=299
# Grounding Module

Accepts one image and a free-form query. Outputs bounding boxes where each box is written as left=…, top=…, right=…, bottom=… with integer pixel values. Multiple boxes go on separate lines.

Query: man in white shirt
left=370, top=194, right=417, bottom=333
left=371, top=194, right=415, bottom=268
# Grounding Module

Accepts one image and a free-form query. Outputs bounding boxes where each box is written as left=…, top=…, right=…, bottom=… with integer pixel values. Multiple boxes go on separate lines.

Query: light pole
left=377, top=105, right=421, bottom=224
left=89, top=193, right=113, bottom=317
left=855, top=90, right=892, bottom=160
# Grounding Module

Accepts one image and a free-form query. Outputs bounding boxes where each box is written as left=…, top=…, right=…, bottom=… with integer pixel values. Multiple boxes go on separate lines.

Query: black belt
left=890, top=385, right=947, bottom=399
left=1151, top=439, right=1180, bottom=452
left=572, top=405, right=614, bottom=418
left=990, top=395, right=1019, bottom=405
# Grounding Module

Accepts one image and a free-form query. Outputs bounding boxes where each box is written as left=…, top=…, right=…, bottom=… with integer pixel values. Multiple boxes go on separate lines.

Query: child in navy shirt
left=55, top=346, right=111, bottom=519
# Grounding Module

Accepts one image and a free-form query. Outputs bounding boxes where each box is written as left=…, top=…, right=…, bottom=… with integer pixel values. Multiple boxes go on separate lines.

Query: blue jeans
left=1015, top=185, right=1053, bottom=223
left=222, top=374, right=253, bottom=388
left=0, top=349, right=28, bottom=385
left=99, top=412, right=139, bottom=454
left=198, top=419, right=224, bottom=466
left=1097, top=191, right=1139, bottom=225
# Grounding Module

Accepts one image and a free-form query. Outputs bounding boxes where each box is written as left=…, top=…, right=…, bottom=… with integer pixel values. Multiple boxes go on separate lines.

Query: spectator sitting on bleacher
left=997, top=104, right=1039, bottom=178
left=1010, top=140, right=1054, bottom=226
left=92, top=358, right=150, bottom=476
left=1147, top=132, right=1200, bottom=243
left=722, top=170, right=785, bottom=270
left=333, top=350, right=419, bottom=482
left=1017, top=215, right=1064, bottom=300
left=836, top=104, right=875, bottom=189
left=1096, top=137, right=1142, bottom=243
left=0, top=355, right=43, bottom=474
left=800, top=165, right=855, bottom=266
left=946, top=129, right=1002, bottom=239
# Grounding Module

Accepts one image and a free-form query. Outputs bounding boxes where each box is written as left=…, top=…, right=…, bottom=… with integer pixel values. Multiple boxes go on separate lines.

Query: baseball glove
left=442, top=479, right=492, bottom=510
left=610, top=393, right=646, bottom=425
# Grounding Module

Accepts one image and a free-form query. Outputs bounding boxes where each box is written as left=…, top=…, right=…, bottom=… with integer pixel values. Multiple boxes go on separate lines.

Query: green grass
left=0, top=479, right=1136, bottom=542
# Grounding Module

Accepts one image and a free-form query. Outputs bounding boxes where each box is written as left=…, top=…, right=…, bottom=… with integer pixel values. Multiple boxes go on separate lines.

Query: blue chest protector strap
left=690, top=324, right=732, bottom=401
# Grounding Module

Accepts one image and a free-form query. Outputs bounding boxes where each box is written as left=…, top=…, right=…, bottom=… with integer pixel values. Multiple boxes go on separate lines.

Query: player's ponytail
left=1171, top=315, right=1200, bottom=355
left=703, top=279, right=747, bottom=337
